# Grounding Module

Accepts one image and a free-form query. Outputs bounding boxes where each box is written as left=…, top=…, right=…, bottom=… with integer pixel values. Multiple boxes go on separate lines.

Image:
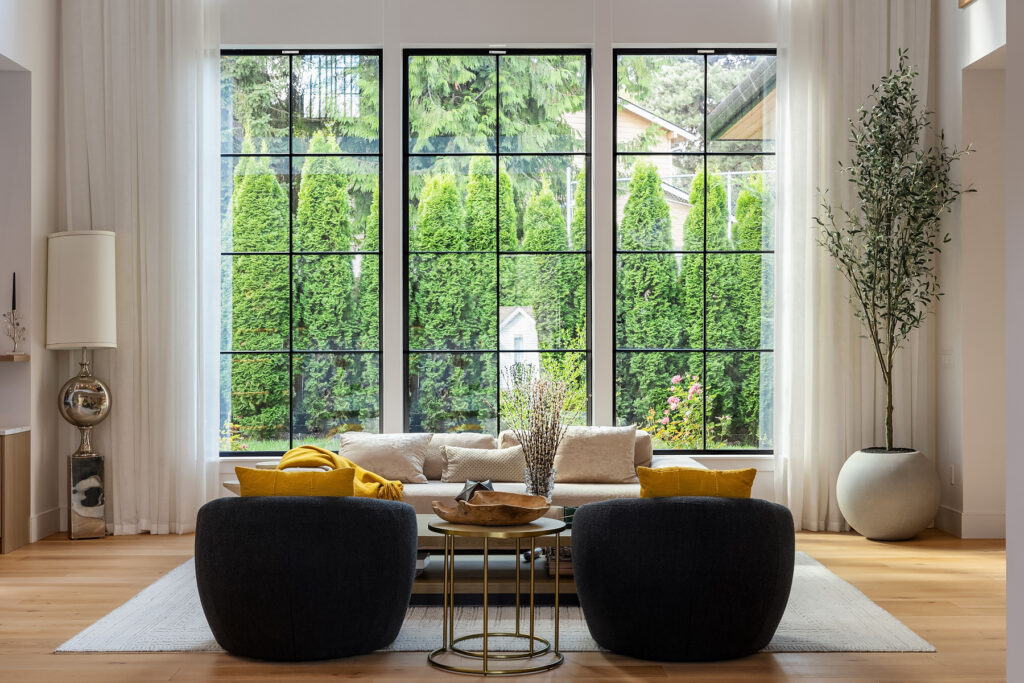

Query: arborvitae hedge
left=618, top=162, right=681, bottom=422
left=564, top=169, right=587, bottom=344
left=409, top=174, right=474, bottom=431
left=294, top=132, right=358, bottom=435
left=352, top=185, right=381, bottom=430
left=229, top=137, right=289, bottom=440
left=521, top=181, right=573, bottom=349
left=679, top=170, right=765, bottom=445
left=734, top=180, right=767, bottom=443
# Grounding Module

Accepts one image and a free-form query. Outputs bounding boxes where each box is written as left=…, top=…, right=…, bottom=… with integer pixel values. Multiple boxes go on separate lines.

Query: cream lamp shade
left=46, top=230, right=118, bottom=350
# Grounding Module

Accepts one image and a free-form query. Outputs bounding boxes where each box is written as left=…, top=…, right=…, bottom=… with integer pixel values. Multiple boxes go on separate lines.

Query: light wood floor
left=0, top=530, right=1005, bottom=682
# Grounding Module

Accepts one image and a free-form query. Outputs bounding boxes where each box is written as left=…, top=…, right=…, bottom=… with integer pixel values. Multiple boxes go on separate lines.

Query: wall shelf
left=0, top=354, right=29, bottom=362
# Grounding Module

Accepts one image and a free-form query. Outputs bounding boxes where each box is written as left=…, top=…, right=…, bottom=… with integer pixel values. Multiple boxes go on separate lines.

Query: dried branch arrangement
left=499, top=364, right=583, bottom=495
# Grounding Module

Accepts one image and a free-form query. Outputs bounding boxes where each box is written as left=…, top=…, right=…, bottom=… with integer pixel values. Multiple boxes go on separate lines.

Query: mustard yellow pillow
left=637, top=467, right=756, bottom=499
left=235, top=466, right=356, bottom=497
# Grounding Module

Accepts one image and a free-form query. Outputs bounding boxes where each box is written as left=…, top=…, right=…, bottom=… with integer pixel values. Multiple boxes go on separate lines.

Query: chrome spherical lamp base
left=59, top=347, right=111, bottom=539
left=58, top=348, right=112, bottom=455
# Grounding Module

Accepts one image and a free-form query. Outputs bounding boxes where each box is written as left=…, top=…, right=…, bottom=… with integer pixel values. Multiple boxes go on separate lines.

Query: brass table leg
left=442, top=534, right=449, bottom=649
left=529, top=540, right=536, bottom=655
left=515, top=538, right=521, bottom=636
left=482, top=537, right=489, bottom=673
left=555, top=532, right=560, bottom=654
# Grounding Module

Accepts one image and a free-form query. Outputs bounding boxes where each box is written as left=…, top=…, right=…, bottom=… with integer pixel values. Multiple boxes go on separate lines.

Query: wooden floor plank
left=0, top=529, right=1005, bottom=681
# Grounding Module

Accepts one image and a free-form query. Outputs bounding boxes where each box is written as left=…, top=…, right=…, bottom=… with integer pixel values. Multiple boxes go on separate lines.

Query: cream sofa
left=223, top=429, right=706, bottom=513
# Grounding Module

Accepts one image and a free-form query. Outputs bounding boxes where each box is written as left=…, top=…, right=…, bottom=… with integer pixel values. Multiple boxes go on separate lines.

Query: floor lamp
left=46, top=230, right=117, bottom=540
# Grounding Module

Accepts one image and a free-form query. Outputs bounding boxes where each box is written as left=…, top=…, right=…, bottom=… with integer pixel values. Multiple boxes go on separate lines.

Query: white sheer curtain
left=774, top=0, right=934, bottom=531
left=61, top=0, right=221, bottom=534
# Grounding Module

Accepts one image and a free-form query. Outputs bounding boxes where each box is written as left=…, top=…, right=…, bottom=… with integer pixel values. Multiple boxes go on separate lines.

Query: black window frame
left=613, top=47, right=775, bottom=455
left=219, top=48, right=384, bottom=458
left=402, top=48, right=593, bottom=433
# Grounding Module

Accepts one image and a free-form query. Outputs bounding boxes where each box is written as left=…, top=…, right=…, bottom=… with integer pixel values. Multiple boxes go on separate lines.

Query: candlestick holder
left=3, top=310, right=26, bottom=353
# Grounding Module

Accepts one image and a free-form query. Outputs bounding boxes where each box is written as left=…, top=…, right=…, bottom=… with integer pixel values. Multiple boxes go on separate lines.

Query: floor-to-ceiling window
left=404, top=50, right=591, bottom=434
left=614, top=50, right=775, bottom=452
left=219, top=50, right=382, bottom=454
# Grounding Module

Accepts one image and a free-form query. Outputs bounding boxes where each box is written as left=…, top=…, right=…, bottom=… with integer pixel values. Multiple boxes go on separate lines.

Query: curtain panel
left=774, top=0, right=934, bottom=531
left=60, top=0, right=221, bottom=534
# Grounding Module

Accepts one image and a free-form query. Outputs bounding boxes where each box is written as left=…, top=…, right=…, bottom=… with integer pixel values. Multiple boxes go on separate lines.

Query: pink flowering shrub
left=641, top=374, right=732, bottom=449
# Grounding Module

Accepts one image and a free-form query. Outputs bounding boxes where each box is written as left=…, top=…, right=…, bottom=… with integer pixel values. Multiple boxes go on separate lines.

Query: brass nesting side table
left=426, top=517, right=567, bottom=676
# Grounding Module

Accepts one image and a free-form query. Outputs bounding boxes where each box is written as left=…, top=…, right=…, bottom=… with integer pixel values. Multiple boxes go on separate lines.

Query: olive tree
left=817, top=50, right=970, bottom=449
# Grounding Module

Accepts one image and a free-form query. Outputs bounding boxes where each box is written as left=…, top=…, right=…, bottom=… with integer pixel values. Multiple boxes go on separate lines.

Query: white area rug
left=57, top=552, right=934, bottom=654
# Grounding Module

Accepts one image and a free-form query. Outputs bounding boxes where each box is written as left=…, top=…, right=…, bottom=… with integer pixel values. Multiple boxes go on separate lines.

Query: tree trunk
left=885, top=376, right=894, bottom=451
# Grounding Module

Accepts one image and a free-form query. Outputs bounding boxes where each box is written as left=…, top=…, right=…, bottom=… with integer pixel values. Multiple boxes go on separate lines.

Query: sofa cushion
left=441, top=444, right=526, bottom=483
left=500, top=427, right=653, bottom=474
left=337, top=432, right=431, bottom=484
left=500, top=425, right=638, bottom=484
left=423, top=432, right=497, bottom=481
left=634, top=430, right=654, bottom=469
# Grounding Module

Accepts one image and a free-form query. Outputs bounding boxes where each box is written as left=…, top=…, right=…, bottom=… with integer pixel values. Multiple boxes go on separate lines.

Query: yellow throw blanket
left=277, top=445, right=404, bottom=501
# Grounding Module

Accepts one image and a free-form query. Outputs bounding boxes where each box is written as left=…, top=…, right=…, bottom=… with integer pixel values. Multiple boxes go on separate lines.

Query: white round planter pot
left=836, top=448, right=941, bottom=541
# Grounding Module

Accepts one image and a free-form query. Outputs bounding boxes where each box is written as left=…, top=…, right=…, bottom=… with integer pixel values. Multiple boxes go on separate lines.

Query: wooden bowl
left=431, top=491, right=550, bottom=526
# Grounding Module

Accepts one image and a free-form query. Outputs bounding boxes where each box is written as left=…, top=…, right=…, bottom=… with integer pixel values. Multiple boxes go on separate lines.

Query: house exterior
left=498, top=305, right=540, bottom=386
left=613, top=99, right=694, bottom=249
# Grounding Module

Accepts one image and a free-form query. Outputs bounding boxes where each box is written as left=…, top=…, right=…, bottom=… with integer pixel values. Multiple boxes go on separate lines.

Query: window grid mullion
left=287, top=52, right=295, bottom=452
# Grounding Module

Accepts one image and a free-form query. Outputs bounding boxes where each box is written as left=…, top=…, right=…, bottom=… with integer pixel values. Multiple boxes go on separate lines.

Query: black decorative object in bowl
left=454, top=479, right=494, bottom=502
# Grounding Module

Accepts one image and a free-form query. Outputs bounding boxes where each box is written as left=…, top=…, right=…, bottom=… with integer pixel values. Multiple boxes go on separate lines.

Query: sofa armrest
left=649, top=454, right=708, bottom=470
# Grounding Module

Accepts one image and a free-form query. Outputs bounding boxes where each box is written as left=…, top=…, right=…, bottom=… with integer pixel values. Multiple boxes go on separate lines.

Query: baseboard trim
left=30, top=507, right=60, bottom=542
left=934, top=505, right=1005, bottom=539
left=961, top=512, right=1005, bottom=539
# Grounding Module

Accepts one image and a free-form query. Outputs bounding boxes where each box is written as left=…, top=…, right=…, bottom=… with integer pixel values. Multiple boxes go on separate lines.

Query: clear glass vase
left=524, top=467, right=556, bottom=504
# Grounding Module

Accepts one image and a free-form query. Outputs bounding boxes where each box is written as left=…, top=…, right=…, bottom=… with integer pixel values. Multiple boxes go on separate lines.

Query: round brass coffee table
left=427, top=517, right=567, bottom=676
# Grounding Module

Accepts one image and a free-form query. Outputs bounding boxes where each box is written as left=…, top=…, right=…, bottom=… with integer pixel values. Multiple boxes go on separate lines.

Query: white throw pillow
left=500, top=425, right=638, bottom=484
left=424, top=432, right=498, bottom=481
left=441, top=445, right=526, bottom=483
left=337, top=432, right=431, bottom=484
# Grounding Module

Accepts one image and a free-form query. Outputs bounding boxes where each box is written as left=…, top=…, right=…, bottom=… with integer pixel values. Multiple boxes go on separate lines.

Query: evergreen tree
left=463, top=156, right=499, bottom=347
left=229, top=137, right=289, bottom=442
left=409, top=174, right=472, bottom=431
left=461, top=157, right=504, bottom=432
left=564, top=168, right=588, bottom=344
left=498, top=163, right=518, bottom=251
left=521, top=180, right=571, bottom=348
left=358, top=185, right=381, bottom=350
left=617, top=163, right=680, bottom=422
left=734, top=179, right=768, bottom=444
left=680, top=170, right=765, bottom=445
left=353, top=185, right=381, bottom=431
left=293, top=132, right=358, bottom=436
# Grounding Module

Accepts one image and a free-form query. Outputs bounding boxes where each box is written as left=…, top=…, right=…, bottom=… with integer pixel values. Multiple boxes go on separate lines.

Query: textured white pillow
left=337, top=432, right=431, bottom=484
left=499, top=425, right=638, bottom=483
left=441, top=445, right=526, bottom=483
left=424, top=432, right=498, bottom=481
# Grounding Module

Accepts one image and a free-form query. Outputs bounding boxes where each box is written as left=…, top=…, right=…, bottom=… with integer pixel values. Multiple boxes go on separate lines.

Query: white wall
left=220, top=0, right=777, bottom=48
left=0, top=0, right=62, bottom=542
left=1004, top=0, right=1023, bottom=677
left=932, top=0, right=1007, bottom=538
left=0, top=70, right=31, bottom=420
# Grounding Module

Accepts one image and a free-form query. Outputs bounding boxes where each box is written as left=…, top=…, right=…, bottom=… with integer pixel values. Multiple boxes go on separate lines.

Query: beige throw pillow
left=337, top=432, right=431, bottom=484
left=441, top=445, right=526, bottom=483
left=424, top=432, right=498, bottom=481
left=499, top=425, right=638, bottom=483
